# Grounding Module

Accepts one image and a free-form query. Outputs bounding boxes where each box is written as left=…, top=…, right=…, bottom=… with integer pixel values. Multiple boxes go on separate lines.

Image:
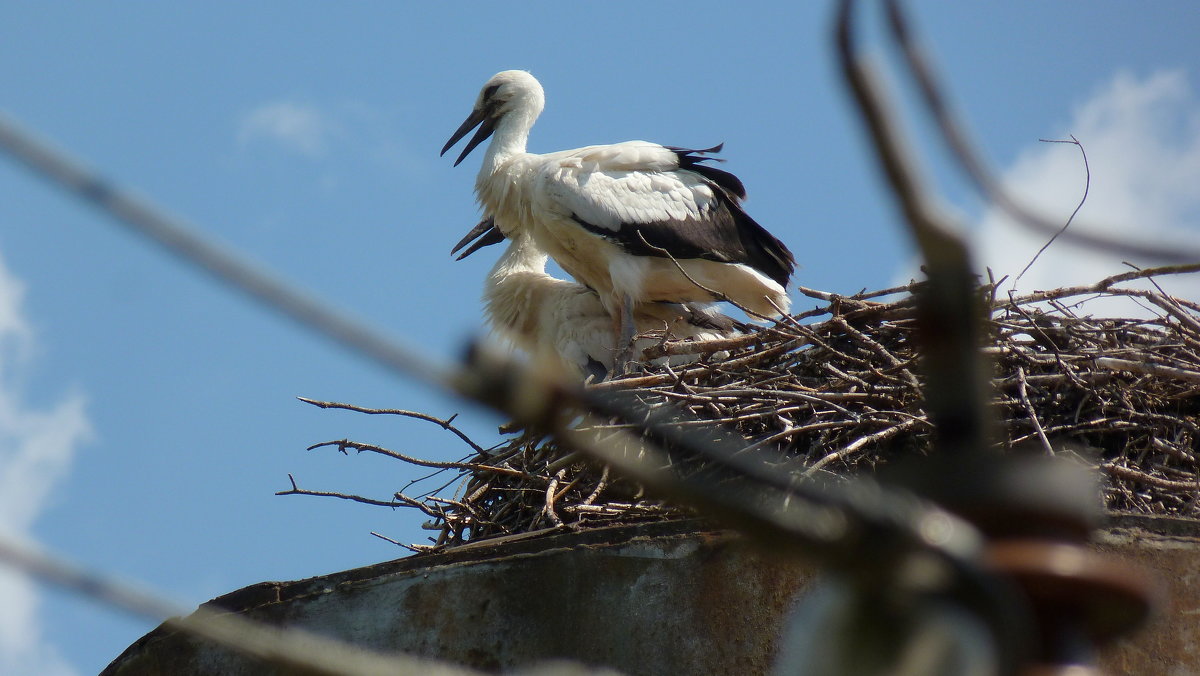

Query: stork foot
left=613, top=346, right=636, bottom=377
left=614, top=295, right=640, bottom=376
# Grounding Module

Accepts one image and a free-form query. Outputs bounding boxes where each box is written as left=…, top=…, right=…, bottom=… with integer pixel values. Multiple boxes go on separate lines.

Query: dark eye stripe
left=483, top=84, right=501, bottom=101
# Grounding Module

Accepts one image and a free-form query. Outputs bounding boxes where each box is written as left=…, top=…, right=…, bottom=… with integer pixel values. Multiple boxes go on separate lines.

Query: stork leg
left=613, top=295, right=638, bottom=375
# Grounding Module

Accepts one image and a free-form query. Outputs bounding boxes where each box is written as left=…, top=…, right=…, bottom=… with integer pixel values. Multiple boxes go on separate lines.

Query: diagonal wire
left=0, top=106, right=986, bottom=583
left=0, top=96, right=1015, bottom=671
left=0, top=112, right=450, bottom=390
left=878, top=0, right=1200, bottom=264
left=0, top=536, right=486, bottom=676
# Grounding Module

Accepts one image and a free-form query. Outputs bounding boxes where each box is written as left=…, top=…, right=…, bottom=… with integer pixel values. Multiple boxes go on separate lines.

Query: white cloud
left=238, top=102, right=336, bottom=157
left=975, top=70, right=1200, bottom=316
left=0, top=253, right=91, bottom=676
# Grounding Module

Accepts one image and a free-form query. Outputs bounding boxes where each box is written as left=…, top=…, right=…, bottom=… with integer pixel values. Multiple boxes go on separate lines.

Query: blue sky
left=1, top=3, right=1199, bottom=673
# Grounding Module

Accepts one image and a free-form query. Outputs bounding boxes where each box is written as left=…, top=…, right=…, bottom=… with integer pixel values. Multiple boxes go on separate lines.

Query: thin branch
left=298, top=397, right=486, bottom=454
left=543, top=469, right=566, bottom=528
left=803, top=418, right=922, bottom=477
left=1015, top=136, right=1090, bottom=285
left=276, top=474, right=405, bottom=510
left=370, top=532, right=430, bottom=553
left=877, top=0, right=1200, bottom=264
left=306, top=439, right=539, bottom=480
left=1015, top=367, right=1054, bottom=456
left=1093, top=357, right=1200, bottom=384
left=1005, top=263, right=1200, bottom=306
left=632, top=230, right=779, bottom=323
left=641, top=332, right=765, bottom=360
left=1103, top=463, right=1200, bottom=492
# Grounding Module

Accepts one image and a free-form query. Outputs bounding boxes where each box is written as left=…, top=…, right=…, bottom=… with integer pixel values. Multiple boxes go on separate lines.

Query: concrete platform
left=102, top=515, right=1200, bottom=675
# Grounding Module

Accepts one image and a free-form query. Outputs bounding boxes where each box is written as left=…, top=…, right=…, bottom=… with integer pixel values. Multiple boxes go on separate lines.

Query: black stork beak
left=441, top=105, right=499, bottom=167
left=451, top=216, right=506, bottom=260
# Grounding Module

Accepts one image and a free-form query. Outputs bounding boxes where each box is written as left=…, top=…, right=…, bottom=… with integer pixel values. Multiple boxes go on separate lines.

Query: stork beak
left=441, top=106, right=498, bottom=167
left=451, top=217, right=506, bottom=260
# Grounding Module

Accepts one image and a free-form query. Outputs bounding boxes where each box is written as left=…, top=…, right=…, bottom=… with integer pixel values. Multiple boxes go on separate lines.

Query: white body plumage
left=480, top=230, right=736, bottom=380
left=443, top=70, right=794, bottom=369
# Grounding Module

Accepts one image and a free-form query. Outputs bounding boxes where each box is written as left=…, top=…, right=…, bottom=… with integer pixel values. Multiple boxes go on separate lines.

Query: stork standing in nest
left=441, top=70, right=794, bottom=372
left=453, top=217, right=740, bottom=381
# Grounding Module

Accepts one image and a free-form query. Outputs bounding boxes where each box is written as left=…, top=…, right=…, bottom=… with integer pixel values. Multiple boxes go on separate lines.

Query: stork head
left=441, top=70, right=545, bottom=167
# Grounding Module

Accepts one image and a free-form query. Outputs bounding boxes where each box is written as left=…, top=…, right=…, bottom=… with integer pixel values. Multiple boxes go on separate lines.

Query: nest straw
left=285, top=265, right=1200, bottom=552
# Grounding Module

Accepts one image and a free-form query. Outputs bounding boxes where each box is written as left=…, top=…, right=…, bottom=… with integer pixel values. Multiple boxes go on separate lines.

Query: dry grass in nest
left=283, top=265, right=1200, bottom=552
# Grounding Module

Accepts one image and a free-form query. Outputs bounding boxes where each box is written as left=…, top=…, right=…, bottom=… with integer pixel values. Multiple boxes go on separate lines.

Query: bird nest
left=283, top=266, right=1200, bottom=552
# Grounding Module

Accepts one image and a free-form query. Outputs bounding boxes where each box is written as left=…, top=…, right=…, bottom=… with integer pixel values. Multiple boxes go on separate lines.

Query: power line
left=0, top=112, right=451, bottom=391
left=0, top=536, right=485, bottom=676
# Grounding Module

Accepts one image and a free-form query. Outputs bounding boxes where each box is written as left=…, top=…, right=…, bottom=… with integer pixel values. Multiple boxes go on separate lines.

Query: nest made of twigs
left=284, top=266, right=1200, bottom=552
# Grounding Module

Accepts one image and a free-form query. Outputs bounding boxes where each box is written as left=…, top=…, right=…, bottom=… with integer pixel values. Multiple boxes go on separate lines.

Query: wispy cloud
left=975, top=70, right=1200, bottom=314
left=0, top=252, right=91, bottom=676
left=238, top=102, right=337, bottom=157
left=235, top=100, right=430, bottom=178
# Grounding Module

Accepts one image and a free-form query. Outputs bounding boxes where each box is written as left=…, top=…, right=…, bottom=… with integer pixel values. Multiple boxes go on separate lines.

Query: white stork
left=453, top=217, right=740, bottom=381
left=441, top=70, right=794, bottom=371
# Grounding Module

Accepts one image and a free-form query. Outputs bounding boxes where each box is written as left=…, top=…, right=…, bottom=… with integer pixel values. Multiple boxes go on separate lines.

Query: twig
left=633, top=230, right=779, bottom=323
left=543, top=469, right=566, bottom=528
left=1093, top=357, right=1200, bottom=384
left=1103, top=463, right=1200, bottom=492
left=1014, top=136, right=1089, bottom=285
left=642, top=332, right=764, bottom=360
left=1015, top=367, right=1054, bottom=455
left=804, top=418, right=922, bottom=477
left=874, top=0, right=1200, bottom=264
left=1005, top=264, right=1200, bottom=306
left=298, top=397, right=487, bottom=454
left=306, top=439, right=539, bottom=480
left=276, top=474, right=407, bottom=510
left=371, top=532, right=430, bottom=553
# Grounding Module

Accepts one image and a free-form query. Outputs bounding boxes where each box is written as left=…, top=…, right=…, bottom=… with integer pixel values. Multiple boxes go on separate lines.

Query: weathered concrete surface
left=1095, top=515, right=1200, bottom=675
left=103, top=516, right=1200, bottom=676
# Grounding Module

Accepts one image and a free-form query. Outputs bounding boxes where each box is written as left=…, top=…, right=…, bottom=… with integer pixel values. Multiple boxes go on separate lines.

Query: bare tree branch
left=298, top=397, right=488, bottom=454
left=305, top=439, right=540, bottom=480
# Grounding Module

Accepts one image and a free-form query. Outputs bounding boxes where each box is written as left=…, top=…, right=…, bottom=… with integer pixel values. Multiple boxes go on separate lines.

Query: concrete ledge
left=103, top=515, right=1200, bottom=675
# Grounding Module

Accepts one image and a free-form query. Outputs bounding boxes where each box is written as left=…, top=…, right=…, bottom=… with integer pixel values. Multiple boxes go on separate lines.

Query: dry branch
left=284, top=268, right=1200, bottom=551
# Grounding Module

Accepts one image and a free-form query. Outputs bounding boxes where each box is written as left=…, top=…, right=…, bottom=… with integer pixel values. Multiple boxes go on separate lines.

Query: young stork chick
left=441, top=70, right=794, bottom=372
left=453, top=218, right=740, bottom=381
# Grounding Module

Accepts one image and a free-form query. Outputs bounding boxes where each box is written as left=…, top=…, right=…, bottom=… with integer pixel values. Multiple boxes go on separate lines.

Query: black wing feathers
left=667, top=145, right=746, bottom=200
left=570, top=145, right=795, bottom=288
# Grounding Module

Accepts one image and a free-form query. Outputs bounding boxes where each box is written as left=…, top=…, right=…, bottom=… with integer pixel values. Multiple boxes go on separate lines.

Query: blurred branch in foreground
left=878, top=0, right=1200, bottom=264
left=0, top=102, right=1000, bottom=674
